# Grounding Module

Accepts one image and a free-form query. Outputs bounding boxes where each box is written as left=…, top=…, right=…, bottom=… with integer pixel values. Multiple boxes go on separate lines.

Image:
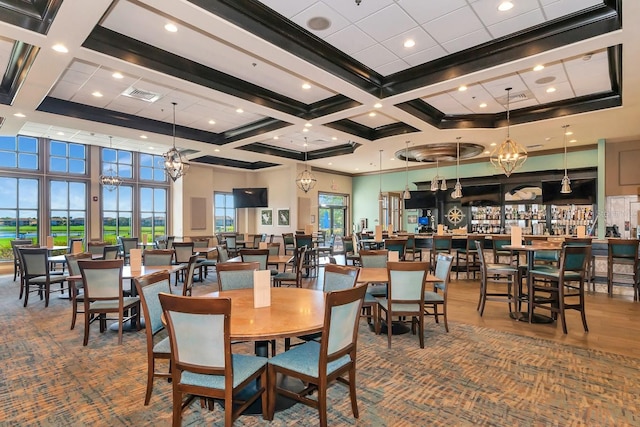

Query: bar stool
left=430, top=235, right=452, bottom=274
left=607, top=239, right=640, bottom=299
left=476, top=242, right=521, bottom=317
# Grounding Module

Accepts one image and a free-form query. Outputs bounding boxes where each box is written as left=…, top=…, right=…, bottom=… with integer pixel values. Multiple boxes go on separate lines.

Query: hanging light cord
left=563, top=125, right=568, bottom=174
left=506, top=88, right=511, bottom=138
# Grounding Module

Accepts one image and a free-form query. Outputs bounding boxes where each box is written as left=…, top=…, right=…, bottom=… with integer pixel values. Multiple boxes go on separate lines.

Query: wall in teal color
left=353, top=149, right=598, bottom=233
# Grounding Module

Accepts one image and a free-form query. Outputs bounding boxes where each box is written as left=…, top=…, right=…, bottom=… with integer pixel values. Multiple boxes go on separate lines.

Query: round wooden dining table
left=204, top=287, right=325, bottom=342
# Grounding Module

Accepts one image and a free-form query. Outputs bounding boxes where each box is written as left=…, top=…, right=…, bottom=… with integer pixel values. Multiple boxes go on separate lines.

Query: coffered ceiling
left=0, top=0, right=635, bottom=175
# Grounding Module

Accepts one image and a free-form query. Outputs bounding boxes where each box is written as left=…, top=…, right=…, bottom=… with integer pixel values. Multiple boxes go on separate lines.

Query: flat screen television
left=460, top=184, right=501, bottom=206
left=541, top=179, right=596, bottom=205
left=232, top=188, right=268, bottom=208
left=418, top=216, right=430, bottom=226
left=404, top=191, right=437, bottom=209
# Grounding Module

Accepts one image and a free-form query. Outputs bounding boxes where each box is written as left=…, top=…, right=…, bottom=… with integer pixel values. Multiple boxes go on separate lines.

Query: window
left=140, top=153, right=167, bottom=182
left=50, top=180, right=86, bottom=246
left=102, top=185, right=133, bottom=244
left=214, top=192, right=235, bottom=232
left=0, top=135, right=38, bottom=170
left=380, top=192, right=402, bottom=232
left=102, top=147, right=133, bottom=180
left=140, top=187, right=167, bottom=242
left=49, top=140, right=86, bottom=174
left=318, top=193, right=349, bottom=237
left=0, top=177, right=39, bottom=258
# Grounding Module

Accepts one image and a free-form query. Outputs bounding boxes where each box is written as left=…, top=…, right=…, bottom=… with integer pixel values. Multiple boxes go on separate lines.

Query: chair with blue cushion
left=376, top=261, right=429, bottom=348
left=267, top=284, right=368, bottom=427
left=424, top=253, right=454, bottom=332
left=429, top=235, right=452, bottom=274
left=216, top=261, right=259, bottom=291
left=476, top=240, right=520, bottom=316
left=384, top=238, right=407, bottom=261
left=273, top=246, right=306, bottom=288
left=455, top=235, right=482, bottom=279
left=65, top=252, right=94, bottom=330
left=404, top=234, right=422, bottom=261
left=359, top=249, right=388, bottom=297
left=529, top=244, right=592, bottom=334
left=159, top=293, right=268, bottom=426
left=607, top=238, right=639, bottom=299
left=19, top=247, right=68, bottom=308
left=143, top=249, right=174, bottom=266
left=118, top=237, right=139, bottom=265
left=240, top=248, right=275, bottom=277
left=134, top=271, right=172, bottom=405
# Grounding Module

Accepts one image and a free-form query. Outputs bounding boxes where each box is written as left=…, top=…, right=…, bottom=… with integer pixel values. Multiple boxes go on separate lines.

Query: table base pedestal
left=219, top=374, right=300, bottom=415
left=108, top=318, right=145, bottom=332
left=509, top=311, right=554, bottom=324
left=369, top=321, right=411, bottom=335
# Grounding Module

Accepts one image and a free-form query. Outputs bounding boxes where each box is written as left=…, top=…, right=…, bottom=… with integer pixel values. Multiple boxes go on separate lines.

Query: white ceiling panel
left=324, top=25, right=377, bottom=55
left=356, top=4, right=416, bottom=41
left=471, top=0, right=540, bottom=28
left=542, top=0, right=603, bottom=21
left=488, top=9, right=546, bottom=39
left=290, top=2, right=351, bottom=38
left=256, top=0, right=317, bottom=18
left=396, top=0, right=468, bottom=25
left=352, top=43, right=397, bottom=69
left=441, top=29, right=492, bottom=55
left=423, top=6, right=484, bottom=45
left=323, top=0, right=393, bottom=22
left=403, top=45, right=448, bottom=67
left=381, top=28, right=438, bottom=59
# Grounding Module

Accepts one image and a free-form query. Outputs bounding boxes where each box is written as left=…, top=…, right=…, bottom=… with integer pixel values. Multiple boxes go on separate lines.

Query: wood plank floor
left=298, top=264, right=640, bottom=359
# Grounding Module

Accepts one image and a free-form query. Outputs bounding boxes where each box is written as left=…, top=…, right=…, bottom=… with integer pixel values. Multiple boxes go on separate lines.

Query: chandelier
left=430, top=159, right=447, bottom=192
left=490, top=87, right=527, bottom=177
left=296, top=137, right=317, bottom=193
left=99, top=136, right=122, bottom=191
left=452, top=137, right=462, bottom=199
left=403, top=141, right=411, bottom=199
left=163, top=102, right=189, bottom=182
left=561, top=124, right=572, bottom=194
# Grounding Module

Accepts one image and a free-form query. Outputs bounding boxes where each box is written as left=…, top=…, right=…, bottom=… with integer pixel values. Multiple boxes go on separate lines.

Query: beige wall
left=606, top=139, right=640, bottom=196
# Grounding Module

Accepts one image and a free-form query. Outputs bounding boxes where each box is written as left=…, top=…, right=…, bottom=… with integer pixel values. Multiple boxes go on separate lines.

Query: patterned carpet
left=1, top=273, right=639, bottom=427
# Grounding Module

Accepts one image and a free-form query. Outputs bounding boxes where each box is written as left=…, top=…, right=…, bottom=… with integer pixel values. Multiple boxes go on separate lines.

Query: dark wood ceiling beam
left=190, top=155, right=279, bottom=170
left=0, top=0, right=62, bottom=33
left=223, top=118, right=291, bottom=144
left=237, top=140, right=361, bottom=161
left=0, top=41, right=39, bottom=105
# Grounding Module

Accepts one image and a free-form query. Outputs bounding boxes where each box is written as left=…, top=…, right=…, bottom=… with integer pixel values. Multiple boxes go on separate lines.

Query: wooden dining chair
left=273, top=246, right=306, bottom=288
left=159, top=293, right=268, bottom=426
left=384, top=238, right=407, bottom=261
left=18, top=247, right=68, bottom=308
left=78, top=259, right=140, bottom=345
left=424, top=253, right=454, bottom=332
left=134, top=271, right=172, bottom=405
left=118, top=237, right=139, bottom=264
left=607, top=238, right=639, bottom=299
left=376, top=261, right=429, bottom=348
left=476, top=241, right=521, bottom=316
left=10, top=239, right=33, bottom=282
left=430, top=235, right=452, bottom=274
left=143, top=249, right=175, bottom=266
left=267, top=284, right=368, bottom=427
left=64, top=252, right=93, bottom=330
left=216, top=261, right=260, bottom=291
left=455, top=235, right=482, bottom=279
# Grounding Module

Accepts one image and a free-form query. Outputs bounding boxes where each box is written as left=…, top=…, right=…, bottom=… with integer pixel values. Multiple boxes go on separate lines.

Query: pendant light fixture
left=430, top=160, right=447, bottom=192
left=378, top=149, right=383, bottom=202
left=99, top=136, right=122, bottom=191
left=295, top=137, right=317, bottom=193
left=452, top=137, right=463, bottom=199
left=490, top=87, right=528, bottom=176
left=402, top=141, right=411, bottom=199
left=163, top=102, right=190, bottom=182
left=560, top=124, right=572, bottom=194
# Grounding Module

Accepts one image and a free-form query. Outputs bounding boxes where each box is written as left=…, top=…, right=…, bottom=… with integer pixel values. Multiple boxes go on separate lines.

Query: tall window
left=380, top=192, right=402, bottom=232
left=49, top=140, right=86, bottom=174
left=102, top=185, right=133, bottom=244
left=0, top=135, right=38, bottom=169
left=140, top=153, right=167, bottom=182
left=102, top=147, right=133, bottom=180
left=0, top=177, right=39, bottom=257
left=140, top=187, right=167, bottom=242
left=50, top=180, right=86, bottom=246
left=214, top=192, right=235, bottom=232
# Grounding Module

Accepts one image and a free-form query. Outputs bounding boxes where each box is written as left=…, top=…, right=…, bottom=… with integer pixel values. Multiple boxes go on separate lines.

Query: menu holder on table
left=71, top=241, right=83, bottom=254
left=388, top=251, right=399, bottom=262
left=253, top=270, right=271, bottom=308
left=576, top=225, right=586, bottom=238
left=46, top=236, right=54, bottom=249
left=141, top=233, right=148, bottom=245
left=129, top=248, right=142, bottom=272
left=258, top=242, right=268, bottom=249
left=437, top=224, right=444, bottom=236
left=375, top=225, right=383, bottom=241
left=510, top=226, right=522, bottom=247
left=305, top=224, right=314, bottom=235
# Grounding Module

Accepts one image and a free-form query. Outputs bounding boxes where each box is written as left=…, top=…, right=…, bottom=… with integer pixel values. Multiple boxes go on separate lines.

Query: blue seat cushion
left=180, top=354, right=267, bottom=390
left=274, top=272, right=296, bottom=281
left=268, top=341, right=350, bottom=378
left=530, top=269, right=582, bottom=281
left=423, top=291, right=444, bottom=303
left=153, top=337, right=170, bottom=355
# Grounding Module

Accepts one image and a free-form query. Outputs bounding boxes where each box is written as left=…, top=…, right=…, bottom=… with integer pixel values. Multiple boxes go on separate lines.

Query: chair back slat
left=79, top=259, right=123, bottom=299
left=143, top=249, right=174, bottom=266
left=65, top=252, right=93, bottom=276
left=103, top=245, right=120, bottom=260
left=359, top=250, right=388, bottom=268
left=216, top=245, right=229, bottom=263
left=240, top=249, right=269, bottom=270
left=135, top=271, right=172, bottom=335
left=216, top=262, right=259, bottom=290
left=323, top=284, right=367, bottom=360
left=20, top=248, right=49, bottom=276
left=172, top=242, right=194, bottom=263
left=433, top=253, right=454, bottom=291
left=323, top=264, right=359, bottom=292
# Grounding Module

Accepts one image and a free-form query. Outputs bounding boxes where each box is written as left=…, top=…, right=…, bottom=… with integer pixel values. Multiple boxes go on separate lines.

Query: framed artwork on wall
left=277, top=208, right=290, bottom=227
left=407, top=214, right=418, bottom=224
left=260, top=209, right=273, bottom=226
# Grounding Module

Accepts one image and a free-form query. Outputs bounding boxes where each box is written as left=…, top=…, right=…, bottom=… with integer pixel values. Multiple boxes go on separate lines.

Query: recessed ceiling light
left=303, top=142, right=308, bottom=147
left=490, top=142, right=497, bottom=147
left=303, top=128, right=309, bottom=133
left=13, top=113, right=26, bottom=118
left=533, top=64, right=545, bottom=72
left=56, top=132, right=64, bottom=136
left=112, top=72, right=124, bottom=79
left=369, top=112, right=376, bottom=117
left=545, top=137, right=552, bottom=141
left=484, top=150, right=490, bottom=154
left=332, top=137, right=337, bottom=141
left=458, top=85, right=467, bottom=92
left=140, top=135, right=148, bottom=139
left=148, top=146, right=154, bottom=150
left=498, top=1, right=514, bottom=12
left=404, top=39, right=415, bottom=48
left=92, top=91, right=103, bottom=97
left=355, top=168, right=359, bottom=171
left=52, top=44, right=68, bottom=53
left=374, top=103, right=382, bottom=109
left=546, top=87, right=556, bottom=93
left=479, top=103, right=487, bottom=108
left=328, top=162, right=332, bottom=166
left=208, top=119, right=216, bottom=125
left=214, top=148, right=220, bottom=152
left=570, top=139, right=577, bottom=143
left=302, top=83, right=311, bottom=90
left=565, top=130, right=573, bottom=136
left=236, top=108, right=243, bottom=113
left=273, top=136, right=279, bottom=140
left=305, top=123, right=312, bottom=127
left=164, top=23, right=178, bottom=32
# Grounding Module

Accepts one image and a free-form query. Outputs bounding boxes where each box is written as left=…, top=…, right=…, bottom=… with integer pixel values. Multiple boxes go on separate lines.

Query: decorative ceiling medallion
left=395, top=143, right=484, bottom=163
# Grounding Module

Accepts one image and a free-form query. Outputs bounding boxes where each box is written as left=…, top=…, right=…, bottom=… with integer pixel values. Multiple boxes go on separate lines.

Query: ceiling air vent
left=121, top=86, right=163, bottom=103
left=496, top=90, right=533, bottom=105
